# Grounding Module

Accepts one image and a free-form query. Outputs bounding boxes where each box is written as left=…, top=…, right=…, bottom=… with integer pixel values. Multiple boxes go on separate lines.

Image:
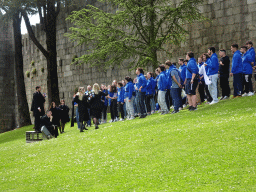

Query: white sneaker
left=209, top=100, right=218, bottom=105
left=223, top=96, right=229, bottom=100
left=183, top=104, right=187, bottom=108
left=109, top=120, right=113, bottom=123
left=248, top=92, right=254, bottom=96
left=242, top=93, right=248, bottom=97
left=119, top=118, right=124, bottom=121
left=129, top=116, right=135, bottom=120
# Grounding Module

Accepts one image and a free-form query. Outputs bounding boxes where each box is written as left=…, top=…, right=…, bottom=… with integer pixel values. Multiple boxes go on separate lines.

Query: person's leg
left=223, top=74, right=230, bottom=97
left=120, top=103, right=124, bottom=119
left=150, top=95, right=155, bottom=113
left=192, top=95, right=197, bottom=107
left=76, top=107, right=80, bottom=129
left=34, top=113, right=41, bottom=132
left=123, top=102, right=127, bottom=118
left=110, top=101, right=114, bottom=121
left=145, top=95, right=151, bottom=114
left=244, top=74, right=250, bottom=94
left=159, top=90, right=168, bottom=113
left=249, top=74, right=253, bottom=92
left=172, top=88, right=179, bottom=111
left=187, top=95, right=192, bottom=107
left=165, top=89, right=170, bottom=111
left=205, top=85, right=212, bottom=102
left=199, top=81, right=205, bottom=102
left=61, top=123, right=65, bottom=133
left=113, top=100, right=118, bottom=120
left=208, top=74, right=218, bottom=102
left=87, top=108, right=91, bottom=126
left=238, top=73, right=243, bottom=96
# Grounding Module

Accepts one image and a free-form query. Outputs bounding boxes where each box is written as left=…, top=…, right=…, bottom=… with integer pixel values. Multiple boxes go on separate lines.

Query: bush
left=31, top=61, right=35, bottom=66
left=25, top=71, right=30, bottom=78
left=31, top=68, right=36, bottom=75
left=41, top=67, right=44, bottom=73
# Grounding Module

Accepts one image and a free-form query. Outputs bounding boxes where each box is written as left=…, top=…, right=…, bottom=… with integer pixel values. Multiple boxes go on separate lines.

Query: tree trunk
left=13, top=12, right=32, bottom=127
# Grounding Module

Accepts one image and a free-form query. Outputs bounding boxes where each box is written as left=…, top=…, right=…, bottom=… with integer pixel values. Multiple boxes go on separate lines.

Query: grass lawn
left=1, top=96, right=256, bottom=191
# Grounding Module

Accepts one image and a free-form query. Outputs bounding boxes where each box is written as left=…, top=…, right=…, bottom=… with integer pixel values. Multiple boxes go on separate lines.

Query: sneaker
left=171, top=110, right=179, bottom=114
left=183, top=104, right=187, bottom=108
left=187, top=106, right=192, bottom=110
left=209, top=100, right=218, bottom=105
left=223, top=96, right=229, bottom=100
left=151, top=110, right=155, bottom=114
left=129, top=116, right=135, bottom=120
left=242, top=93, right=248, bottom=97
left=95, top=125, right=99, bottom=129
left=179, top=107, right=183, bottom=111
left=189, top=107, right=197, bottom=111
left=119, top=118, right=124, bottom=121
left=140, top=114, right=146, bottom=118
left=220, top=96, right=224, bottom=100
left=109, top=120, right=113, bottom=123
left=248, top=92, right=254, bottom=96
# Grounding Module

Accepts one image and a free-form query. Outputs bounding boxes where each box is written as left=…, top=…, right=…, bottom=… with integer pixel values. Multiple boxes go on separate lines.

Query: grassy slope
left=0, top=96, right=256, bottom=191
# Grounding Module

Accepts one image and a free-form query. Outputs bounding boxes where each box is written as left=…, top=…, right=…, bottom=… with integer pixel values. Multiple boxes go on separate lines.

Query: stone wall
left=22, top=0, right=256, bottom=118
left=0, top=21, right=16, bottom=133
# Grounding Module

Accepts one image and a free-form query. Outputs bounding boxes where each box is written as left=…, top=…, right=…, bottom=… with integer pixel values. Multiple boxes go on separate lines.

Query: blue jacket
left=158, top=71, right=167, bottom=91
left=242, top=51, right=253, bottom=74
left=186, top=58, right=199, bottom=79
left=124, top=82, right=134, bottom=100
left=248, top=47, right=255, bottom=66
left=205, top=58, right=211, bottom=76
left=136, top=73, right=147, bottom=92
left=166, top=65, right=174, bottom=89
left=151, top=77, right=156, bottom=95
left=198, top=62, right=204, bottom=81
left=207, top=53, right=219, bottom=76
left=146, top=77, right=155, bottom=95
left=117, top=87, right=125, bottom=103
left=102, top=90, right=108, bottom=106
left=108, top=91, right=117, bottom=105
left=231, top=50, right=243, bottom=74
left=179, top=64, right=187, bottom=83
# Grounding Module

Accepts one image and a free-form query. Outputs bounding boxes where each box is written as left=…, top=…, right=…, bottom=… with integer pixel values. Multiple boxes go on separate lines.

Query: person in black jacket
left=73, top=87, right=90, bottom=132
left=41, top=110, right=56, bottom=139
left=59, top=99, right=70, bottom=133
left=219, top=49, right=230, bottom=100
left=49, top=102, right=60, bottom=137
left=31, top=86, right=45, bottom=133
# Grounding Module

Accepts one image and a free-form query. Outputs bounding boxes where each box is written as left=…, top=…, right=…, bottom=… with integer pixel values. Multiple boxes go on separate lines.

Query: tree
left=67, top=0, right=205, bottom=69
left=0, top=0, right=33, bottom=127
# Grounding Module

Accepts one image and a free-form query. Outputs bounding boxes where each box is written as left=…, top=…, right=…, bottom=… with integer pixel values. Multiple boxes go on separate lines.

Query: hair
left=179, top=58, right=184, bottom=62
left=158, top=64, right=165, bottom=72
left=49, top=102, right=56, bottom=109
left=137, top=67, right=144, bottom=74
left=110, top=85, right=117, bottom=92
left=165, top=60, right=172, bottom=66
left=241, top=45, right=248, bottom=50
left=231, top=44, right=239, bottom=49
left=92, top=83, right=100, bottom=94
left=184, top=60, right=188, bottom=63
left=246, top=40, right=253, bottom=46
left=60, top=99, right=65, bottom=105
left=187, top=51, right=194, bottom=58
left=125, top=76, right=132, bottom=82
left=46, top=110, right=51, bottom=114
left=117, top=81, right=123, bottom=87
left=208, top=47, right=216, bottom=53
left=79, top=87, right=85, bottom=92
left=36, top=86, right=40, bottom=90
left=172, top=62, right=176, bottom=66
left=203, top=53, right=210, bottom=59
left=147, top=72, right=152, bottom=78
left=219, top=49, right=226, bottom=53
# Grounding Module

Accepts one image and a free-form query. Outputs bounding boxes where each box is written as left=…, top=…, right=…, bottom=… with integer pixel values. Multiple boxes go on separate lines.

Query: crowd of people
left=32, top=40, right=256, bottom=134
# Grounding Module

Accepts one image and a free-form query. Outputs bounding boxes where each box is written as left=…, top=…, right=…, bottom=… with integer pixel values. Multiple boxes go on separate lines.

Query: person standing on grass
left=31, top=86, right=45, bottom=133
left=197, top=56, right=206, bottom=104
left=158, top=64, right=168, bottom=115
left=117, top=82, right=125, bottom=121
left=100, top=84, right=108, bottom=124
left=59, top=99, right=70, bottom=133
left=185, top=51, right=199, bottom=111
left=124, top=76, right=135, bottom=120
left=246, top=41, right=256, bottom=79
left=171, top=65, right=183, bottom=114
left=135, top=67, right=147, bottom=118
left=219, top=49, right=230, bottom=100
left=204, top=47, right=219, bottom=105
left=85, top=85, right=92, bottom=127
left=240, top=45, right=254, bottom=97
left=145, top=72, right=154, bottom=116
left=179, top=58, right=187, bottom=84
left=108, top=85, right=118, bottom=122
left=230, top=44, right=243, bottom=98
left=202, top=53, right=213, bottom=103
left=49, top=102, right=60, bottom=137
left=165, top=60, right=174, bottom=111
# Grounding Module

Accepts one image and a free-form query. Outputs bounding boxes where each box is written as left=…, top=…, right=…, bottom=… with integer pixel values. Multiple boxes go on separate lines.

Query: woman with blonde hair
left=89, top=83, right=108, bottom=129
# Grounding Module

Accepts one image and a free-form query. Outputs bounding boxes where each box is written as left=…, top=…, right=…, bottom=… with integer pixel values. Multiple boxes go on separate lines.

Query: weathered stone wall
left=22, top=0, right=256, bottom=119
left=0, top=21, right=16, bottom=133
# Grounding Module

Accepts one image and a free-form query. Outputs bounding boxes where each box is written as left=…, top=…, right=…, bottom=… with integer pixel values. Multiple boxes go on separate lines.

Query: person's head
left=231, top=44, right=238, bottom=53
left=110, top=85, right=117, bottom=92
left=165, top=60, right=172, bottom=68
left=46, top=110, right=52, bottom=118
left=50, top=102, right=56, bottom=108
left=122, top=80, right=126, bottom=86
left=125, top=76, right=132, bottom=83
left=208, top=47, right=215, bottom=55
left=172, top=62, right=176, bottom=67
left=198, top=57, right=202, bottom=64
left=158, top=64, right=165, bottom=72
left=202, top=53, right=210, bottom=61
left=79, top=87, right=85, bottom=93
left=117, top=82, right=123, bottom=88
left=112, top=80, right=117, bottom=86
left=184, top=60, right=188, bottom=65
left=219, top=49, right=226, bottom=57
left=107, top=85, right=111, bottom=90
left=155, top=68, right=159, bottom=75
left=36, top=86, right=41, bottom=92
left=100, top=84, right=105, bottom=90
left=87, top=85, right=92, bottom=91
left=136, top=67, right=144, bottom=75
left=246, top=40, right=253, bottom=49
left=60, top=99, right=65, bottom=105
left=240, top=45, right=248, bottom=54
left=186, top=51, right=194, bottom=60
left=92, top=83, right=100, bottom=94
left=147, top=72, right=152, bottom=79
left=178, top=58, right=184, bottom=65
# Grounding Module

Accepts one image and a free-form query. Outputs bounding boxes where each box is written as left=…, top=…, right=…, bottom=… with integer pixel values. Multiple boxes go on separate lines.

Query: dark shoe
left=95, top=125, right=99, bottom=129
left=140, top=115, right=146, bottom=118
left=35, top=130, right=41, bottom=133
left=171, top=110, right=179, bottom=114
left=190, top=107, right=197, bottom=111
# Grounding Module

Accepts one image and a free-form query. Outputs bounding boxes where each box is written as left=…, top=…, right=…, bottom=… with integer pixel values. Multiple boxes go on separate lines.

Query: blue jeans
left=76, top=107, right=80, bottom=129
left=150, top=96, right=156, bottom=111
left=233, top=73, right=243, bottom=96
left=137, top=91, right=146, bottom=115
left=171, top=88, right=182, bottom=111
left=123, top=102, right=127, bottom=117
left=87, top=108, right=91, bottom=126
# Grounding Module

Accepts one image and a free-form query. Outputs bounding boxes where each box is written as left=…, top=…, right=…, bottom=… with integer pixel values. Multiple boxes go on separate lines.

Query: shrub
left=41, top=67, right=44, bottom=73
left=25, top=71, right=30, bottom=78
left=31, top=61, right=35, bottom=66
left=31, top=68, right=36, bottom=75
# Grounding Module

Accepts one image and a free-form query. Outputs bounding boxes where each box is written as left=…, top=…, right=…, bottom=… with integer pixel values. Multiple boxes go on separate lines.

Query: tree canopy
left=67, top=0, right=205, bottom=69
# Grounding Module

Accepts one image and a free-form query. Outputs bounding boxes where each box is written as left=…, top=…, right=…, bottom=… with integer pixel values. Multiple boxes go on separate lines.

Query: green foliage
left=31, top=68, right=36, bottom=75
left=25, top=70, right=30, bottom=78
left=72, top=54, right=78, bottom=62
left=41, top=67, right=44, bottom=73
left=1, top=96, right=256, bottom=191
left=66, top=0, right=205, bottom=69
left=30, top=60, right=35, bottom=66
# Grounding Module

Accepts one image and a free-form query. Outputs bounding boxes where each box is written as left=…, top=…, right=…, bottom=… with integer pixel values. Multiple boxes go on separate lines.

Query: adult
left=205, top=47, right=219, bottom=105
left=240, top=45, right=254, bottom=96
left=230, top=44, right=243, bottom=98
left=108, top=85, right=118, bottom=122
left=178, top=58, right=187, bottom=83
left=135, top=67, right=147, bottom=118
left=171, top=65, right=183, bottom=114
left=165, top=60, right=174, bottom=111
left=40, top=110, right=56, bottom=139
left=202, top=53, right=213, bottom=103
left=59, top=99, right=70, bottom=133
left=31, top=86, right=45, bottom=132
left=197, top=57, right=206, bottom=104
left=145, top=72, right=154, bottom=115
left=185, top=51, right=199, bottom=111
left=85, top=85, right=92, bottom=127
left=124, top=76, right=135, bottom=120
left=246, top=41, right=256, bottom=81
left=100, top=84, right=108, bottom=124
left=117, top=82, right=125, bottom=121
left=89, top=83, right=108, bottom=129
left=73, top=87, right=90, bottom=132
left=219, top=49, right=230, bottom=100
left=158, top=64, right=168, bottom=114
left=49, top=102, right=60, bottom=137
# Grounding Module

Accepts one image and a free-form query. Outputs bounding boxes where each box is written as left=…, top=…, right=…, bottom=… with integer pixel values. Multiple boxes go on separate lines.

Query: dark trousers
left=198, top=81, right=206, bottom=103
left=145, top=94, right=153, bottom=113
left=165, top=89, right=172, bottom=111
left=34, top=113, right=41, bottom=132
left=137, top=92, right=146, bottom=115
left=233, top=73, right=243, bottom=96
left=220, top=74, right=230, bottom=97
left=110, top=99, right=117, bottom=120
left=243, top=74, right=253, bottom=93
left=118, top=103, right=124, bottom=119
left=87, top=108, right=91, bottom=126
left=102, top=105, right=108, bottom=120
left=205, top=84, right=212, bottom=102
left=171, top=88, right=182, bottom=111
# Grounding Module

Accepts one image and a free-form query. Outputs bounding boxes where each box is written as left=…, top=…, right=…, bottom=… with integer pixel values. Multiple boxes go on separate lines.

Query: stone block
left=247, top=0, right=256, bottom=4
left=64, top=71, right=72, bottom=77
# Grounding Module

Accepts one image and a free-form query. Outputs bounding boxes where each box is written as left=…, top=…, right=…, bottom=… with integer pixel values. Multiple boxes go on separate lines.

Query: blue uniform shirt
left=186, top=58, right=199, bottom=79
left=242, top=51, right=253, bottom=74
left=231, top=50, right=243, bottom=74
left=136, top=73, right=147, bottom=92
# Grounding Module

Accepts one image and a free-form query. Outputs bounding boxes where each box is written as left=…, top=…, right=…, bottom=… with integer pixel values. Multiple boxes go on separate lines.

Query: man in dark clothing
left=41, top=110, right=56, bottom=139
left=219, top=49, right=230, bottom=100
left=31, top=86, right=45, bottom=132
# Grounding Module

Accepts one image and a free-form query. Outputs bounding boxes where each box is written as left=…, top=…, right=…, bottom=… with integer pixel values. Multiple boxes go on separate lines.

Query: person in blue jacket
left=246, top=41, right=256, bottom=80
left=185, top=51, right=199, bottom=111
left=178, top=58, right=187, bottom=83
left=117, top=82, right=125, bottom=121
left=230, top=44, right=243, bottom=97
left=135, top=68, right=147, bottom=118
left=145, top=72, right=154, bottom=115
left=165, top=61, right=174, bottom=111
left=157, top=64, right=168, bottom=114
left=205, top=47, right=219, bottom=105
left=240, top=45, right=254, bottom=96
left=124, top=76, right=135, bottom=120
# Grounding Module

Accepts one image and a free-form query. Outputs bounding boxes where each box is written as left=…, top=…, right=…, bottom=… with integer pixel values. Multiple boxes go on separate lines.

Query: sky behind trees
left=21, top=13, right=39, bottom=34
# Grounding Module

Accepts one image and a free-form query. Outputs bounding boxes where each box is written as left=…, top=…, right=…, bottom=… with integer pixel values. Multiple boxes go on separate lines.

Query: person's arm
left=172, top=75, right=183, bottom=88
left=190, top=73, right=196, bottom=84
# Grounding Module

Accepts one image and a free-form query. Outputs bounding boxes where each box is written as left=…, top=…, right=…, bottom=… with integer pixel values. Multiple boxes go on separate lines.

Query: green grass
left=1, top=96, right=256, bottom=191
